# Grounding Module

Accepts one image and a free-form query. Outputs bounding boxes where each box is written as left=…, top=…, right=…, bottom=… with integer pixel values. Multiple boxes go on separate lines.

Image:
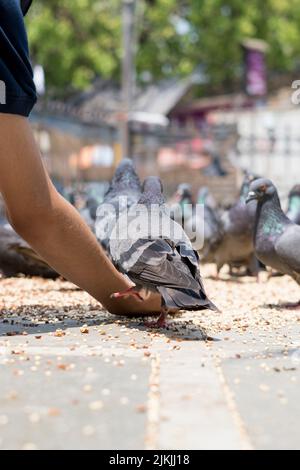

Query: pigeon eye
left=260, top=185, right=267, bottom=193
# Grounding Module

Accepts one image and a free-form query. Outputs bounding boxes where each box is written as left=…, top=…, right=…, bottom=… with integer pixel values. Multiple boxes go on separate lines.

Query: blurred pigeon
left=202, top=156, right=227, bottom=177
left=202, top=172, right=260, bottom=276
left=192, top=187, right=224, bottom=262
left=86, top=197, right=99, bottom=221
left=79, top=197, right=99, bottom=230
left=247, top=178, right=300, bottom=306
left=95, top=159, right=142, bottom=253
left=169, top=184, right=222, bottom=257
left=287, top=184, right=300, bottom=225
left=0, top=224, right=58, bottom=279
left=197, top=186, right=218, bottom=210
left=109, top=176, right=218, bottom=327
left=169, top=183, right=194, bottom=227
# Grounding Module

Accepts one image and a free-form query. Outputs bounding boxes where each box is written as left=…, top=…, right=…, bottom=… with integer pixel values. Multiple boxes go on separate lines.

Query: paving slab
left=0, top=346, right=150, bottom=450
left=216, top=328, right=300, bottom=450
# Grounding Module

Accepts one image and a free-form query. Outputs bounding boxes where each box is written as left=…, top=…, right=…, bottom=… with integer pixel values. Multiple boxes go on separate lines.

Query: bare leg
left=0, top=115, right=161, bottom=315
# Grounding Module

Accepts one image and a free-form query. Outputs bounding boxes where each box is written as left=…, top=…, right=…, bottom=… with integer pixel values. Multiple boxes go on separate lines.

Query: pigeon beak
left=246, top=191, right=258, bottom=204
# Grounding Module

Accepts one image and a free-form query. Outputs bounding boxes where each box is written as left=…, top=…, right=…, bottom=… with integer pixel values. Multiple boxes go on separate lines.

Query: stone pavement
left=0, top=271, right=299, bottom=450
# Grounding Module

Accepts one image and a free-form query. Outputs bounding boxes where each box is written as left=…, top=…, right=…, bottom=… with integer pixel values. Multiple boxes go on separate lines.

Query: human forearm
left=0, top=115, right=161, bottom=315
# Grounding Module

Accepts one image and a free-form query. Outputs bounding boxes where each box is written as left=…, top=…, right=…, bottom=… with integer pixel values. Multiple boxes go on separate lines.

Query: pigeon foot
left=210, top=267, right=221, bottom=281
left=145, top=310, right=167, bottom=329
left=110, top=287, right=144, bottom=302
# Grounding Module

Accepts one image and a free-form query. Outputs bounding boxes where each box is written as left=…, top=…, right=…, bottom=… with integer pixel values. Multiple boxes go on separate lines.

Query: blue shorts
left=0, top=0, right=36, bottom=117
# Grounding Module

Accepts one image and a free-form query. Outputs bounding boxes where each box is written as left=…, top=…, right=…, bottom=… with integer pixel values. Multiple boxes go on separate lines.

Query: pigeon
left=109, top=176, right=218, bottom=327
left=79, top=197, right=99, bottom=231
left=287, top=184, right=300, bottom=225
left=86, top=197, right=99, bottom=222
left=247, top=178, right=300, bottom=306
left=201, top=172, right=260, bottom=276
left=169, top=183, right=194, bottom=227
left=95, top=159, right=142, bottom=253
left=192, top=187, right=223, bottom=261
left=197, top=186, right=218, bottom=211
left=202, top=156, right=227, bottom=177
left=169, top=184, right=223, bottom=258
left=0, top=224, right=58, bottom=279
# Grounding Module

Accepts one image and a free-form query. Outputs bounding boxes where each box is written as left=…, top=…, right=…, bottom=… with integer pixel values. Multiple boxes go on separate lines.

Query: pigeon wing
left=130, top=239, right=200, bottom=291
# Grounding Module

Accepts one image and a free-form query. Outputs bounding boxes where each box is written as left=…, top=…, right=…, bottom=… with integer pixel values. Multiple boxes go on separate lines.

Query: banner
left=243, top=40, right=268, bottom=97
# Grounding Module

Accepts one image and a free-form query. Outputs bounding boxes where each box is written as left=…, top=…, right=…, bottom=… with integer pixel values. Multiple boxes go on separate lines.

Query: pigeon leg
left=211, top=267, right=220, bottom=281
left=110, top=286, right=144, bottom=302
left=145, top=309, right=168, bottom=329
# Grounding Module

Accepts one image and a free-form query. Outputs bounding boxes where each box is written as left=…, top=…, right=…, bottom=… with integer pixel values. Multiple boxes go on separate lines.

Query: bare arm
left=0, top=114, right=161, bottom=315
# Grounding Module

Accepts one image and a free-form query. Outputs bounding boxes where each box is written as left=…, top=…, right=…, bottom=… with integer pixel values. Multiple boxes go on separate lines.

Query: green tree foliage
left=27, top=0, right=122, bottom=95
left=26, top=0, right=300, bottom=96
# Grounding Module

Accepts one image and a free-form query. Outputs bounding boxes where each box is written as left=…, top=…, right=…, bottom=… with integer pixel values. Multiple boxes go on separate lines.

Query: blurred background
left=23, top=0, right=300, bottom=207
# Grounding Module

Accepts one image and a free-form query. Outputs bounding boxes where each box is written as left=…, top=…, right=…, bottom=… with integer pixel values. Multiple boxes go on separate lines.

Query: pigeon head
left=109, top=158, right=141, bottom=193
left=289, top=184, right=300, bottom=199
left=287, top=184, right=300, bottom=221
left=139, top=177, right=165, bottom=205
left=240, top=171, right=260, bottom=201
left=112, top=159, right=135, bottom=182
left=246, top=178, right=277, bottom=204
left=176, top=183, right=192, bottom=198
left=142, top=176, right=163, bottom=194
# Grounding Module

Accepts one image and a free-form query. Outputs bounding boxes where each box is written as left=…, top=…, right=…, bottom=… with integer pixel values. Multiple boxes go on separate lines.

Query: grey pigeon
left=79, top=197, right=99, bottom=231
left=109, top=176, right=217, bottom=327
left=287, top=184, right=300, bottom=225
left=197, top=186, right=218, bottom=210
left=169, top=183, right=194, bottom=227
left=202, top=172, right=260, bottom=276
left=0, top=224, right=58, bottom=279
left=193, top=187, right=223, bottom=262
left=169, top=184, right=223, bottom=259
left=247, top=178, right=300, bottom=305
left=95, top=159, right=142, bottom=253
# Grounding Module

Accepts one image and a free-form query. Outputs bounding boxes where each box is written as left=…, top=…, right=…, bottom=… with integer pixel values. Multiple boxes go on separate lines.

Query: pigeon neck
left=255, top=192, right=288, bottom=241
left=180, top=197, right=192, bottom=207
left=139, top=191, right=165, bottom=206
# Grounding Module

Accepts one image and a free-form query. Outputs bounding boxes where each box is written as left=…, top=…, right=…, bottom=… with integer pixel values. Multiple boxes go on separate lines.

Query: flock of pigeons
left=95, top=160, right=217, bottom=326
left=1, top=159, right=300, bottom=324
